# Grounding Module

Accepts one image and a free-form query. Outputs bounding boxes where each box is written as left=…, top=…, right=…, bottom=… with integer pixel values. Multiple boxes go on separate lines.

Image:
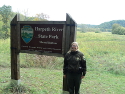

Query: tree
left=119, top=26, right=125, bottom=35
left=80, top=24, right=87, bottom=32
left=33, top=13, right=49, bottom=21
left=0, top=5, right=12, bottom=39
left=112, top=23, right=125, bottom=35
left=112, top=23, right=120, bottom=34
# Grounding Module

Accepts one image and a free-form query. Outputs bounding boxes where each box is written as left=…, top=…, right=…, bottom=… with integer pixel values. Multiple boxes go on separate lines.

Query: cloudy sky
left=0, top=0, right=125, bottom=25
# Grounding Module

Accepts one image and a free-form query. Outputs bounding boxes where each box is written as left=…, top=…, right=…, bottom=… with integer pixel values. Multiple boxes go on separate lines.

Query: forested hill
left=78, top=20, right=125, bottom=29
left=98, top=20, right=125, bottom=29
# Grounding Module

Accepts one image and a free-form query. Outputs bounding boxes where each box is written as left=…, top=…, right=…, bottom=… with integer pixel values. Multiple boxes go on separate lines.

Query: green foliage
left=87, top=28, right=101, bottom=32
left=95, top=31, right=101, bottom=33
left=0, top=68, right=125, bottom=94
left=79, top=24, right=102, bottom=32
left=99, top=20, right=125, bottom=29
left=78, top=20, right=125, bottom=32
left=20, top=54, right=63, bottom=69
left=79, top=24, right=87, bottom=32
left=3, top=84, right=29, bottom=94
left=1, top=32, right=125, bottom=75
left=112, top=23, right=125, bottom=35
left=1, top=32, right=125, bottom=93
left=0, top=5, right=12, bottom=39
left=77, top=32, right=125, bottom=75
left=0, top=5, right=49, bottom=39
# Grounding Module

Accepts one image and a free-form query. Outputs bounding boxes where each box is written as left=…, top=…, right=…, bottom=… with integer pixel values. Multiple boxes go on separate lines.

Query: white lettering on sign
left=37, top=34, right=59, bottom=39
left=38, top=34, right=48, bottom=38
left=49, top=35, right=59, bottom=39
left=39, top=41, right=57, bottom=44
left=29, top=46, right=36, bottom=48
left=35, top=27, right=51, bottom=32
left=52, top=27, right=63, bottom=31
left=35, top=27, right=63, bottom=32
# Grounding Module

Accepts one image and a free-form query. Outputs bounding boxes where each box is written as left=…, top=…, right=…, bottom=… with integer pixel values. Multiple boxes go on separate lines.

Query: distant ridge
left=98, top=20, right=125, bottom=29
left=78, top=20, right=125, bottom=29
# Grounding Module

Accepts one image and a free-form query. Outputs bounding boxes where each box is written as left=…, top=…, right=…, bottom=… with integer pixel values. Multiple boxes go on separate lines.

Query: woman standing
left=63, top=42, right=87, bottom=94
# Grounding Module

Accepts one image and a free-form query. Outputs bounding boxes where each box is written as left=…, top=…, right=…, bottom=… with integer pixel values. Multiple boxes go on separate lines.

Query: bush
left=95, top=31, right=101, bottom=33
left=20, top=54, right=63, bottom=69
left=112, top=23, right=125, bottom=35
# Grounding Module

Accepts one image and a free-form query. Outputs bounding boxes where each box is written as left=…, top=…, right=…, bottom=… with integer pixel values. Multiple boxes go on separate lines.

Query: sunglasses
left=71, top=45, right=77, bottom=47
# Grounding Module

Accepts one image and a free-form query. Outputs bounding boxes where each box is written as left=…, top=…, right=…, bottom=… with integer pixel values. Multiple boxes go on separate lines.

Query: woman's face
left=71, top=43, right=78, bottom=52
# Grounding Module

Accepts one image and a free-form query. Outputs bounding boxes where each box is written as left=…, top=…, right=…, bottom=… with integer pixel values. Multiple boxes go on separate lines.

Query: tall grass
left=0, top=38, right=63, bottom=69
left=77, top=32, right=125, bottom=75
left=0, top=32, right=125, bottom=75
left=0, top=39, right=10, bottom=67
left=0, top=32, right=125, bottom=93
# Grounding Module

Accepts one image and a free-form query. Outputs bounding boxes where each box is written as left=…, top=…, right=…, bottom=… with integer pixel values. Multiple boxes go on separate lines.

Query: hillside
left=78, top=20, right=125, bottom=30
left=98, top=20, right=125, bottom=29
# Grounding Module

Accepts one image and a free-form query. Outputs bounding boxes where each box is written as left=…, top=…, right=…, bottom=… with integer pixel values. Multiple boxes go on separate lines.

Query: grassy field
left=0, top=32, right=125, bottom=94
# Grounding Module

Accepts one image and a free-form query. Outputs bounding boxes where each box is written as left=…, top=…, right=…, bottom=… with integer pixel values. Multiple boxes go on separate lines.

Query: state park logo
left=21, top=25, right=34, bottom=44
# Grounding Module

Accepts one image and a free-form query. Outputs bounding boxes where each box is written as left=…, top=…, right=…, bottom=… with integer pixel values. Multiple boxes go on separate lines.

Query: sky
left=0, top=0, right=125, bottom=25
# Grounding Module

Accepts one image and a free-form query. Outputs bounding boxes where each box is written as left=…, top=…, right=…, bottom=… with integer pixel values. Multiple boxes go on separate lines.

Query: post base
left=10, top=79, right=21, bottom=86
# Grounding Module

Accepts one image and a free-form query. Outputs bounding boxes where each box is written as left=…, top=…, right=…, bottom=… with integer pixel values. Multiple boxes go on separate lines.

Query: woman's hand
left=81, top=76, right=85, bottom=79
left=63, top=75, right=66, bottom=78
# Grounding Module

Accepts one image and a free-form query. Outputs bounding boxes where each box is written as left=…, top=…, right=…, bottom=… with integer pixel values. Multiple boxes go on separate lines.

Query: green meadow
left=0, top=32, right=125, bottom=94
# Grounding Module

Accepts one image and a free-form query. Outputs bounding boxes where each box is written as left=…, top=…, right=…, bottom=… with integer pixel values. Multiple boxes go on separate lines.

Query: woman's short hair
left=68, top=42, right=79, bottom=53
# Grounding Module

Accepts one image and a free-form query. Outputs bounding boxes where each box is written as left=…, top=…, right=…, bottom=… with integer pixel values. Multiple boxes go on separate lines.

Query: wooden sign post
left=10, top=14, right=21, bottom=85
left=63, top=14, right=77, bottom=93
left=10, top=13, right=77, bottom=92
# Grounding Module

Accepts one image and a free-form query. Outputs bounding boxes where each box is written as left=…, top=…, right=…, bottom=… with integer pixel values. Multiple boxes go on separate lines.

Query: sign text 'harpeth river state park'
left=20, top=24, right=63, bottom=54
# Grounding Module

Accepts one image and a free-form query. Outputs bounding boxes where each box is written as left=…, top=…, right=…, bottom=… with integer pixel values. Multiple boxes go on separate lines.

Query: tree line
left=77, top=20, right=125, bottom=35
left=0, top=5, right=49, bottom=39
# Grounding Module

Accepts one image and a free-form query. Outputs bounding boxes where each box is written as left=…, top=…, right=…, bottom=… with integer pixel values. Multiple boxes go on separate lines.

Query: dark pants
left=67, top=73, right=82, bottom=94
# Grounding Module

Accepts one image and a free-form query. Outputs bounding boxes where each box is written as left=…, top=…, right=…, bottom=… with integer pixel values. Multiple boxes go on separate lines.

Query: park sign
left=11, top=13, right=77, bottom=57
left=20, top=24, right=63, bottom=54
left=10, top=13, right=77, bottom=86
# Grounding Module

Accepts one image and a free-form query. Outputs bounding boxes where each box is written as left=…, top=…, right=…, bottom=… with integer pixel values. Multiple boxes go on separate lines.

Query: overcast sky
left=0, top=0, right=125, bottom=25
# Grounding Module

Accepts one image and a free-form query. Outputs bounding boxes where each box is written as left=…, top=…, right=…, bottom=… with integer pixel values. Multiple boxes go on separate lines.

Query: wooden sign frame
left=10, top=13, right=77, bottom=91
